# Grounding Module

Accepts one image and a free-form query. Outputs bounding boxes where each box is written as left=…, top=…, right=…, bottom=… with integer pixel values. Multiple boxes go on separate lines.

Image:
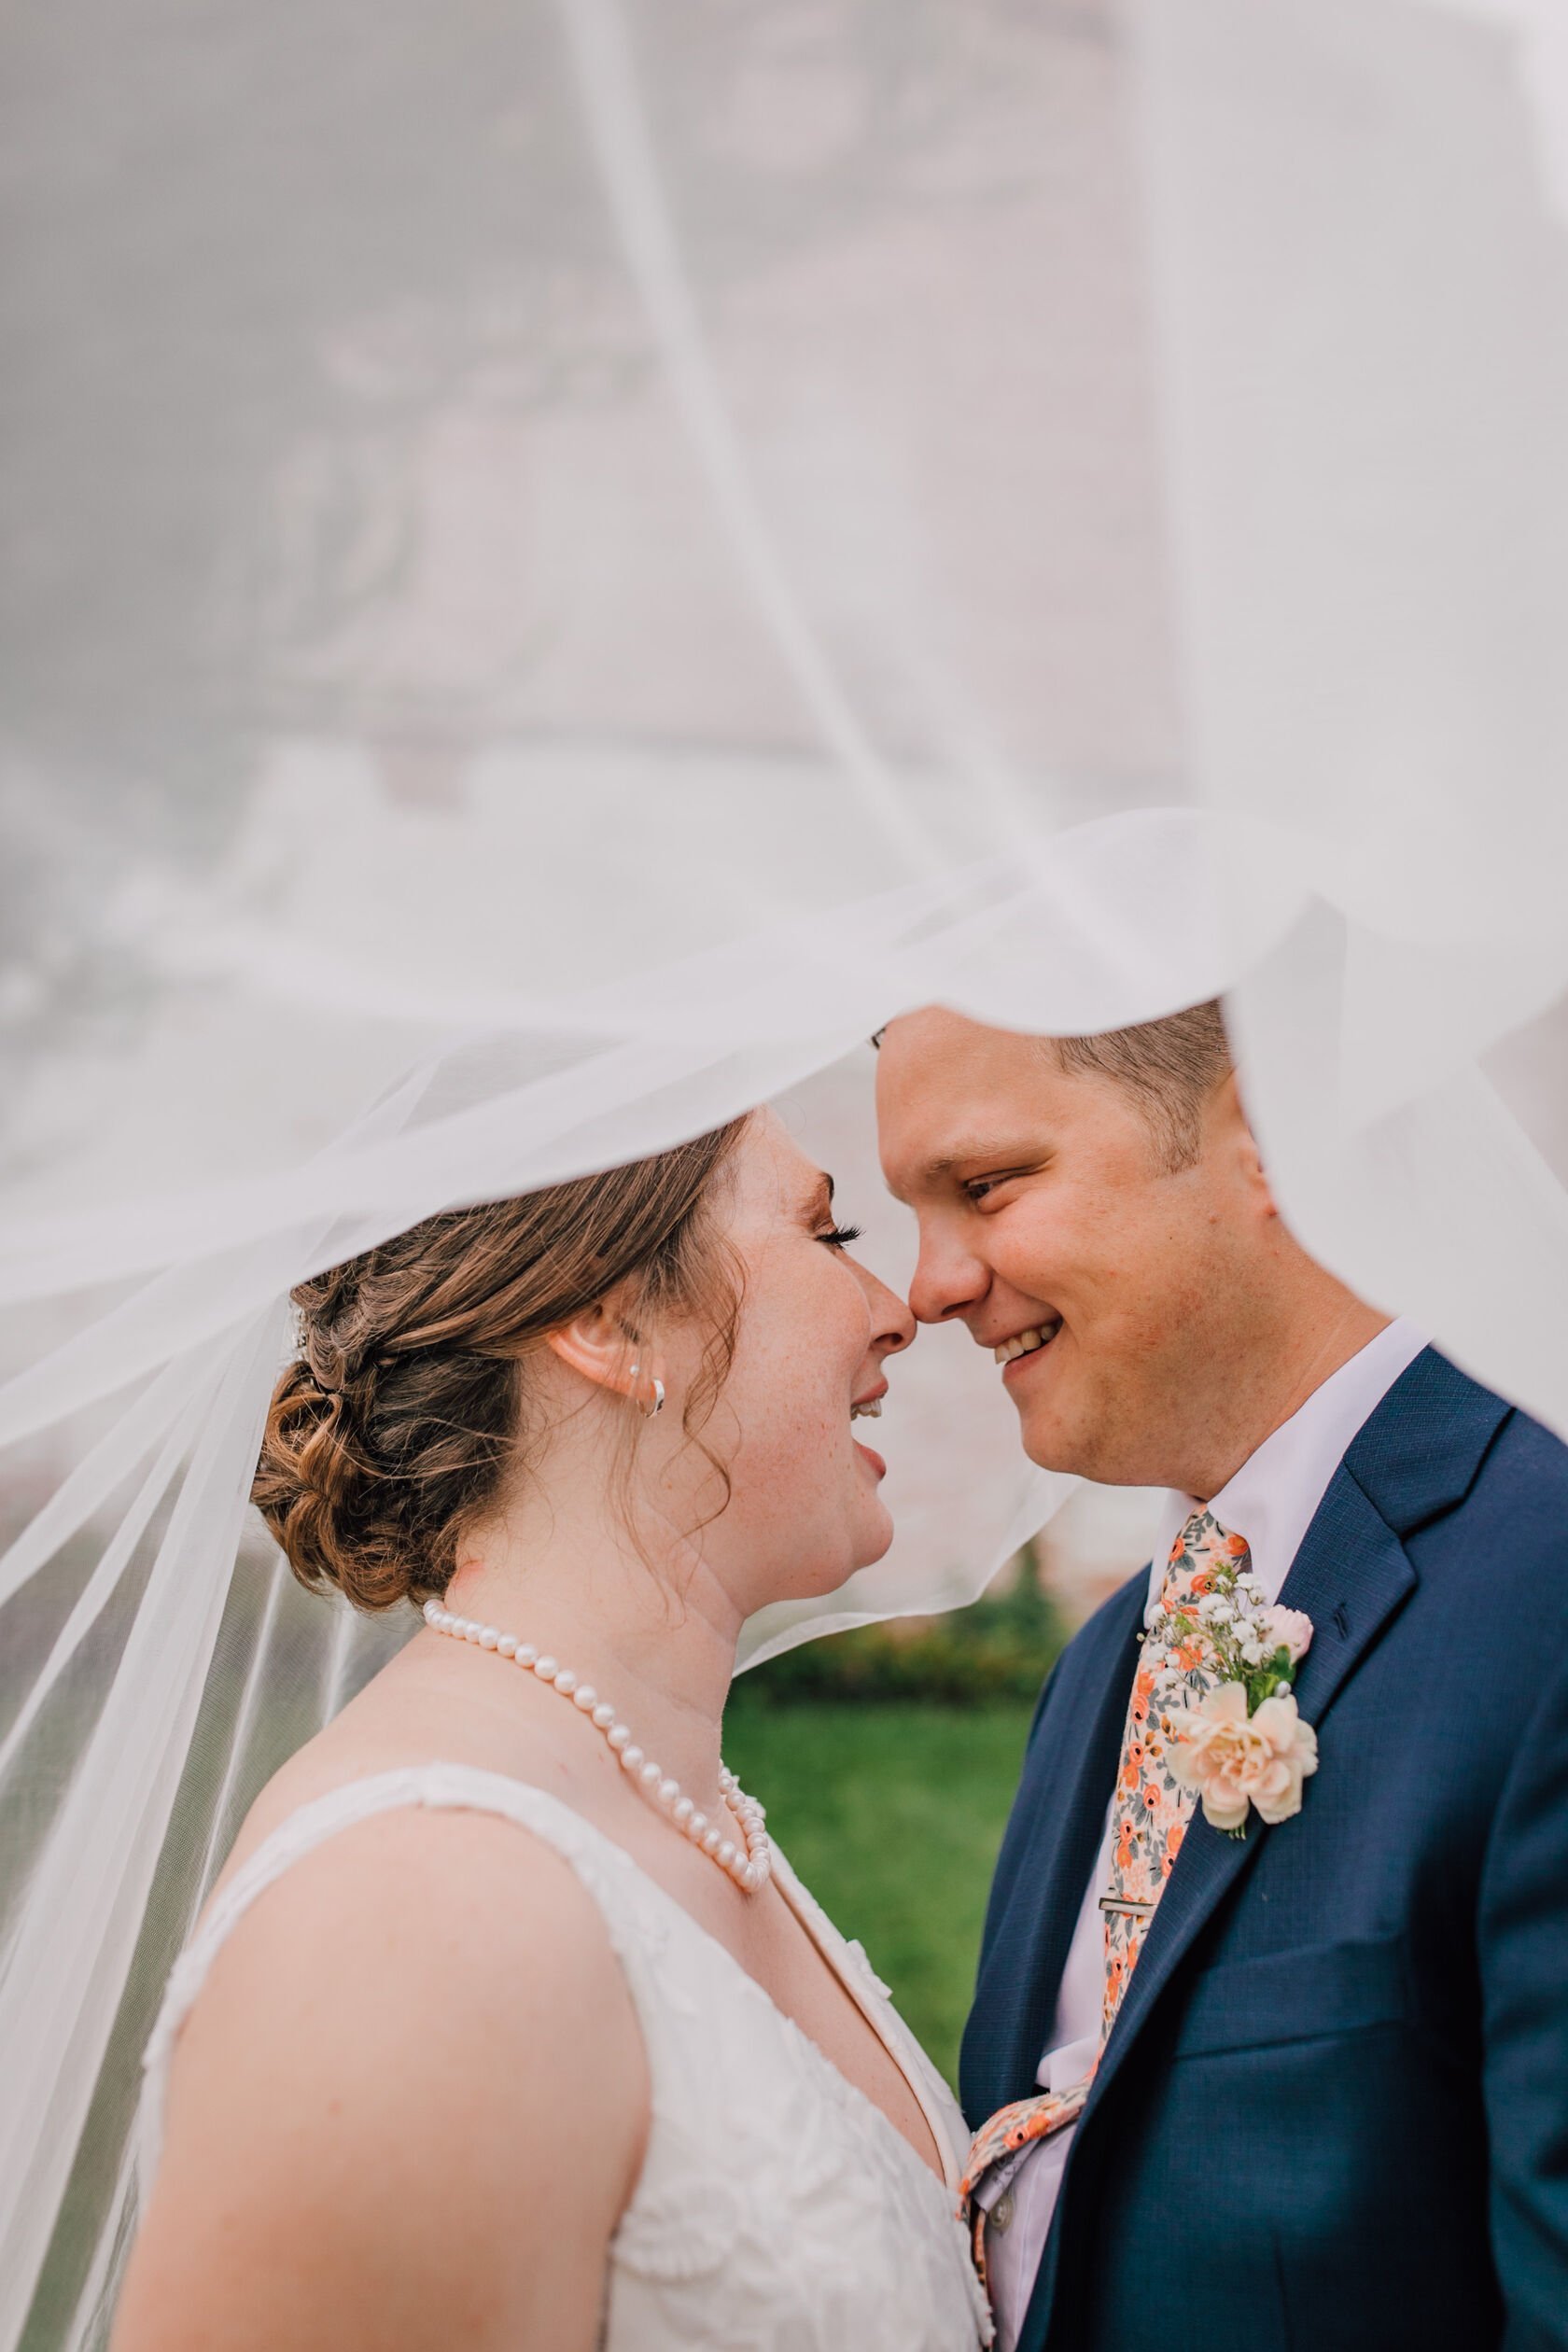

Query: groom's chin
left=1019, top=1412, right=1146, bottom=1491
left=1014, top=1396, right=1098, bottom=1482
left=1019, top=1425, right=1075, bottom=1476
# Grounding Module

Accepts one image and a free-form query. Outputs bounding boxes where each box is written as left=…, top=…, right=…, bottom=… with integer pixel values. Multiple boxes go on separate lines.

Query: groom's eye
left=964, top=1169, right=1030, bottom=1206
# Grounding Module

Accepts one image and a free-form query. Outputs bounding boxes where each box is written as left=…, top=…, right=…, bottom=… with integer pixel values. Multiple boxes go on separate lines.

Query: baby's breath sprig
left=1149, top=1551, right=1309, bottom=1721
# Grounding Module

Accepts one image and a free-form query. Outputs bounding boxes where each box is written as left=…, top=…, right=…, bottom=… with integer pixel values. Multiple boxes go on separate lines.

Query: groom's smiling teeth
left=849, top=1398, right=882, bottom=1421
left=993, top=1321, right=1061, bottom=1365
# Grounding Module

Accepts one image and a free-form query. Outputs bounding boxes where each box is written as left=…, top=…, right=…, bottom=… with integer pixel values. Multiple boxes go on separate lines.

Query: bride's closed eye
left=819, top=1223, right=864, bottom=1250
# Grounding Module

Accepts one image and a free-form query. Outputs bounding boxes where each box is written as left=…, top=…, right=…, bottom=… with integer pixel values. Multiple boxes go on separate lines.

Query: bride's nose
left=864, top=1270, right=917, bottom=1359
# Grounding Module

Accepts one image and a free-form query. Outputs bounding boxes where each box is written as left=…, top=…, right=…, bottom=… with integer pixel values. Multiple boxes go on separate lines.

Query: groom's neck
left=1181, top=1281, right=1391, bottom=1502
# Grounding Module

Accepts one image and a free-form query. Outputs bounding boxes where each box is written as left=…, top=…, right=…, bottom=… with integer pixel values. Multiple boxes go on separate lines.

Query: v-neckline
left=764, top=1841, right=957, bottom=2191
left=425, top=1764, right=962, bottom=2205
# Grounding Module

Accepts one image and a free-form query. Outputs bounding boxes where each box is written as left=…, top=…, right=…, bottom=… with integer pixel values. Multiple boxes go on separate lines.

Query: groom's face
left=875, top=1008, right=1266, bottom=1490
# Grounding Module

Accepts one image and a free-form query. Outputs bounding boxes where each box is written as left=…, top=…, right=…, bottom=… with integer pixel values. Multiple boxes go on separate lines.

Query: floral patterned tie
left=958, top=1510, right=1244, bottom=2291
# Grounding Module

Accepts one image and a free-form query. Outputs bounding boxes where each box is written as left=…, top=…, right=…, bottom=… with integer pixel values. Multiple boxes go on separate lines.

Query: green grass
left=722, top=1694, right=1035, bottom=2091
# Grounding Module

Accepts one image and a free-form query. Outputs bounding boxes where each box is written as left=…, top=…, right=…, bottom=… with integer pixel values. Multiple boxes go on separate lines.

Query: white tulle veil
left=4, top=0, right=1567, bottom=2340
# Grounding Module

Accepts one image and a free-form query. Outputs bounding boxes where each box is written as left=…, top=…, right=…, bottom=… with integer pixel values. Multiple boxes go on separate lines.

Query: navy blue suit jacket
left=961, top=1349, right=1568, bottom=2352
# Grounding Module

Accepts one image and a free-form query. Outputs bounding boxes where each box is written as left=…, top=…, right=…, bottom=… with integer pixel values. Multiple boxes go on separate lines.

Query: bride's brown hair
left=252, top=1117, right=751, bottom=1613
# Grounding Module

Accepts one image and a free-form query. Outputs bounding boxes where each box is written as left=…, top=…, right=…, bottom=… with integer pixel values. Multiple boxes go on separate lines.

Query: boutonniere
left=1150, top=1559, right=1319, bottom=1839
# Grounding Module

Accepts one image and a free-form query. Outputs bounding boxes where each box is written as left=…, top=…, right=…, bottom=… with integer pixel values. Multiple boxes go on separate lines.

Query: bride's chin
left=841, top=1501, right=897, bottom=1583
left=860, top=1503, right=896, bottom=1568
left=756, top=1508, right=895, bottom=1608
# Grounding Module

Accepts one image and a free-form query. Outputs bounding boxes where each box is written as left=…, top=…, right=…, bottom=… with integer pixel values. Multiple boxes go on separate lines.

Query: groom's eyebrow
left=886, top=1139, right=1029, bottom=1204
left=920, top=1135, right=1038, bottom=1182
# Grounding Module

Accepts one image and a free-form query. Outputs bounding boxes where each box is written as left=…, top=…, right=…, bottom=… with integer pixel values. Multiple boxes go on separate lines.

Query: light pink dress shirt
left=979, top=1318, right=1428, bottom=2352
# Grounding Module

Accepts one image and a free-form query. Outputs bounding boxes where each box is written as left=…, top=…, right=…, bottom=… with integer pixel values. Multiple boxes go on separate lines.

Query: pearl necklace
left=422, top=1598, right=772, bottom=1896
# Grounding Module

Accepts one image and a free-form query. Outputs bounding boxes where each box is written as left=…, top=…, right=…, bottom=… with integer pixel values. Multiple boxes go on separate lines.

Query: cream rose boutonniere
left=1149, top=1558, right=1319, bottom=1838
left=1169, top=1683, right=1319, bottom=1834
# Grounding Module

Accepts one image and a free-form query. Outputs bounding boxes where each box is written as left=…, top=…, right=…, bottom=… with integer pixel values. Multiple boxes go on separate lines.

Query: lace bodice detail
left=139, top=1763, right=992, bottom=2350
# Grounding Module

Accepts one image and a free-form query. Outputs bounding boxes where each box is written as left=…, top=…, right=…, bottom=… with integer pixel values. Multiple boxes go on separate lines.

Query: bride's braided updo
left=252, top=1117, right=750, bottom=1613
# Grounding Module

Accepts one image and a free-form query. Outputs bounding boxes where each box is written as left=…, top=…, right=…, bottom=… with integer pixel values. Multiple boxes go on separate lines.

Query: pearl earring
left=627, top=1363, right=665, bottom=1419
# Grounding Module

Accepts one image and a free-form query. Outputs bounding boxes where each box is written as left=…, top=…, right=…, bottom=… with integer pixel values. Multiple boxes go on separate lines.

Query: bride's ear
left=545, top=1304, right=663, bottom=1413
left=545, top=1302, right=634, bottom=1396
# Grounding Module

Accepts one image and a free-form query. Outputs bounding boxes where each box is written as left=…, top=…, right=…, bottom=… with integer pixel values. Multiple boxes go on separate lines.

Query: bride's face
left=675, top=1112, right=915, bottom=1616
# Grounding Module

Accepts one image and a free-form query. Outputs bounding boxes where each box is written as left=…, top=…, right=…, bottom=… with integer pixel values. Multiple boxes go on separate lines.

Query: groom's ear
left=1213, top=1072, right=1281, bottom=1223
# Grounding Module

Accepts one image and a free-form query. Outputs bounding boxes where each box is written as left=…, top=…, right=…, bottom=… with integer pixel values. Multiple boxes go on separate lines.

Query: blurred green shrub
left=739, top=1570, right=1069, bottom=1706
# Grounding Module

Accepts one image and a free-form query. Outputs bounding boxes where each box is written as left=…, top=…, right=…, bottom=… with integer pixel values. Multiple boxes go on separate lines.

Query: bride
left=111, top=1107, right=993, bottom=2350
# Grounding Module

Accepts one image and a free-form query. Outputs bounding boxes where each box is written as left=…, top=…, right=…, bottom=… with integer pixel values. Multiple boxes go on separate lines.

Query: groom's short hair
left=1051, top=1000, right=1232, bottom=1173
left=872, top=998, right=1232, bottom=1172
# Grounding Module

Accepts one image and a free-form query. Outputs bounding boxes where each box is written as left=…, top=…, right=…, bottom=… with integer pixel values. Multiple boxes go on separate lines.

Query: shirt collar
left=1146, top=1318, right=1428, bottom=1620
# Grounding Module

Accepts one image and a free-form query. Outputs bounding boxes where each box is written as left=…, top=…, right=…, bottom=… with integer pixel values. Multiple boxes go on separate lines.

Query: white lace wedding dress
left=138, top=1762, right=993, bottom=2349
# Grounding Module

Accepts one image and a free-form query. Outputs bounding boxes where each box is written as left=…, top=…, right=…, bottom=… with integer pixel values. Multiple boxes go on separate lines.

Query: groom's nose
left=907, top=1217, right=988, bottom=1328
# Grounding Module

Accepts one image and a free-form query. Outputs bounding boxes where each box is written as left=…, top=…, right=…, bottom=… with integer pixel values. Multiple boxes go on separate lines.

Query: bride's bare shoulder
left=117, top=1780, right=647, bottom=2351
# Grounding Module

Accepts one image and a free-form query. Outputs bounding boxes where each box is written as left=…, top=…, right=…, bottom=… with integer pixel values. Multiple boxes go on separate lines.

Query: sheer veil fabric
left=2, top=1, right=1566, bottom=2342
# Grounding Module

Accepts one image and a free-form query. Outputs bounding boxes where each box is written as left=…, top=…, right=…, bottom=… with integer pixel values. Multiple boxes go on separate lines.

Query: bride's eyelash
left=819, top=1223, right=863, bottom=1249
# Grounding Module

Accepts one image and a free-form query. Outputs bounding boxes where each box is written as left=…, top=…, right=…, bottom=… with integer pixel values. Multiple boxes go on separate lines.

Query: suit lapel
left=964, top=1578, right=1143, bottom=2120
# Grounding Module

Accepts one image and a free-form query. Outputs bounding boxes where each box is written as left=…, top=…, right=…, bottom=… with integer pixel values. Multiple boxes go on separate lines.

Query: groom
left=876, top=1003, right=1568, bottom=2352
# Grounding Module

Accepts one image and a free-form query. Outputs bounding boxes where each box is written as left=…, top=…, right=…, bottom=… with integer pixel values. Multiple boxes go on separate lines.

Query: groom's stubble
left=875, top=1007, right=1386, bottom=1500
